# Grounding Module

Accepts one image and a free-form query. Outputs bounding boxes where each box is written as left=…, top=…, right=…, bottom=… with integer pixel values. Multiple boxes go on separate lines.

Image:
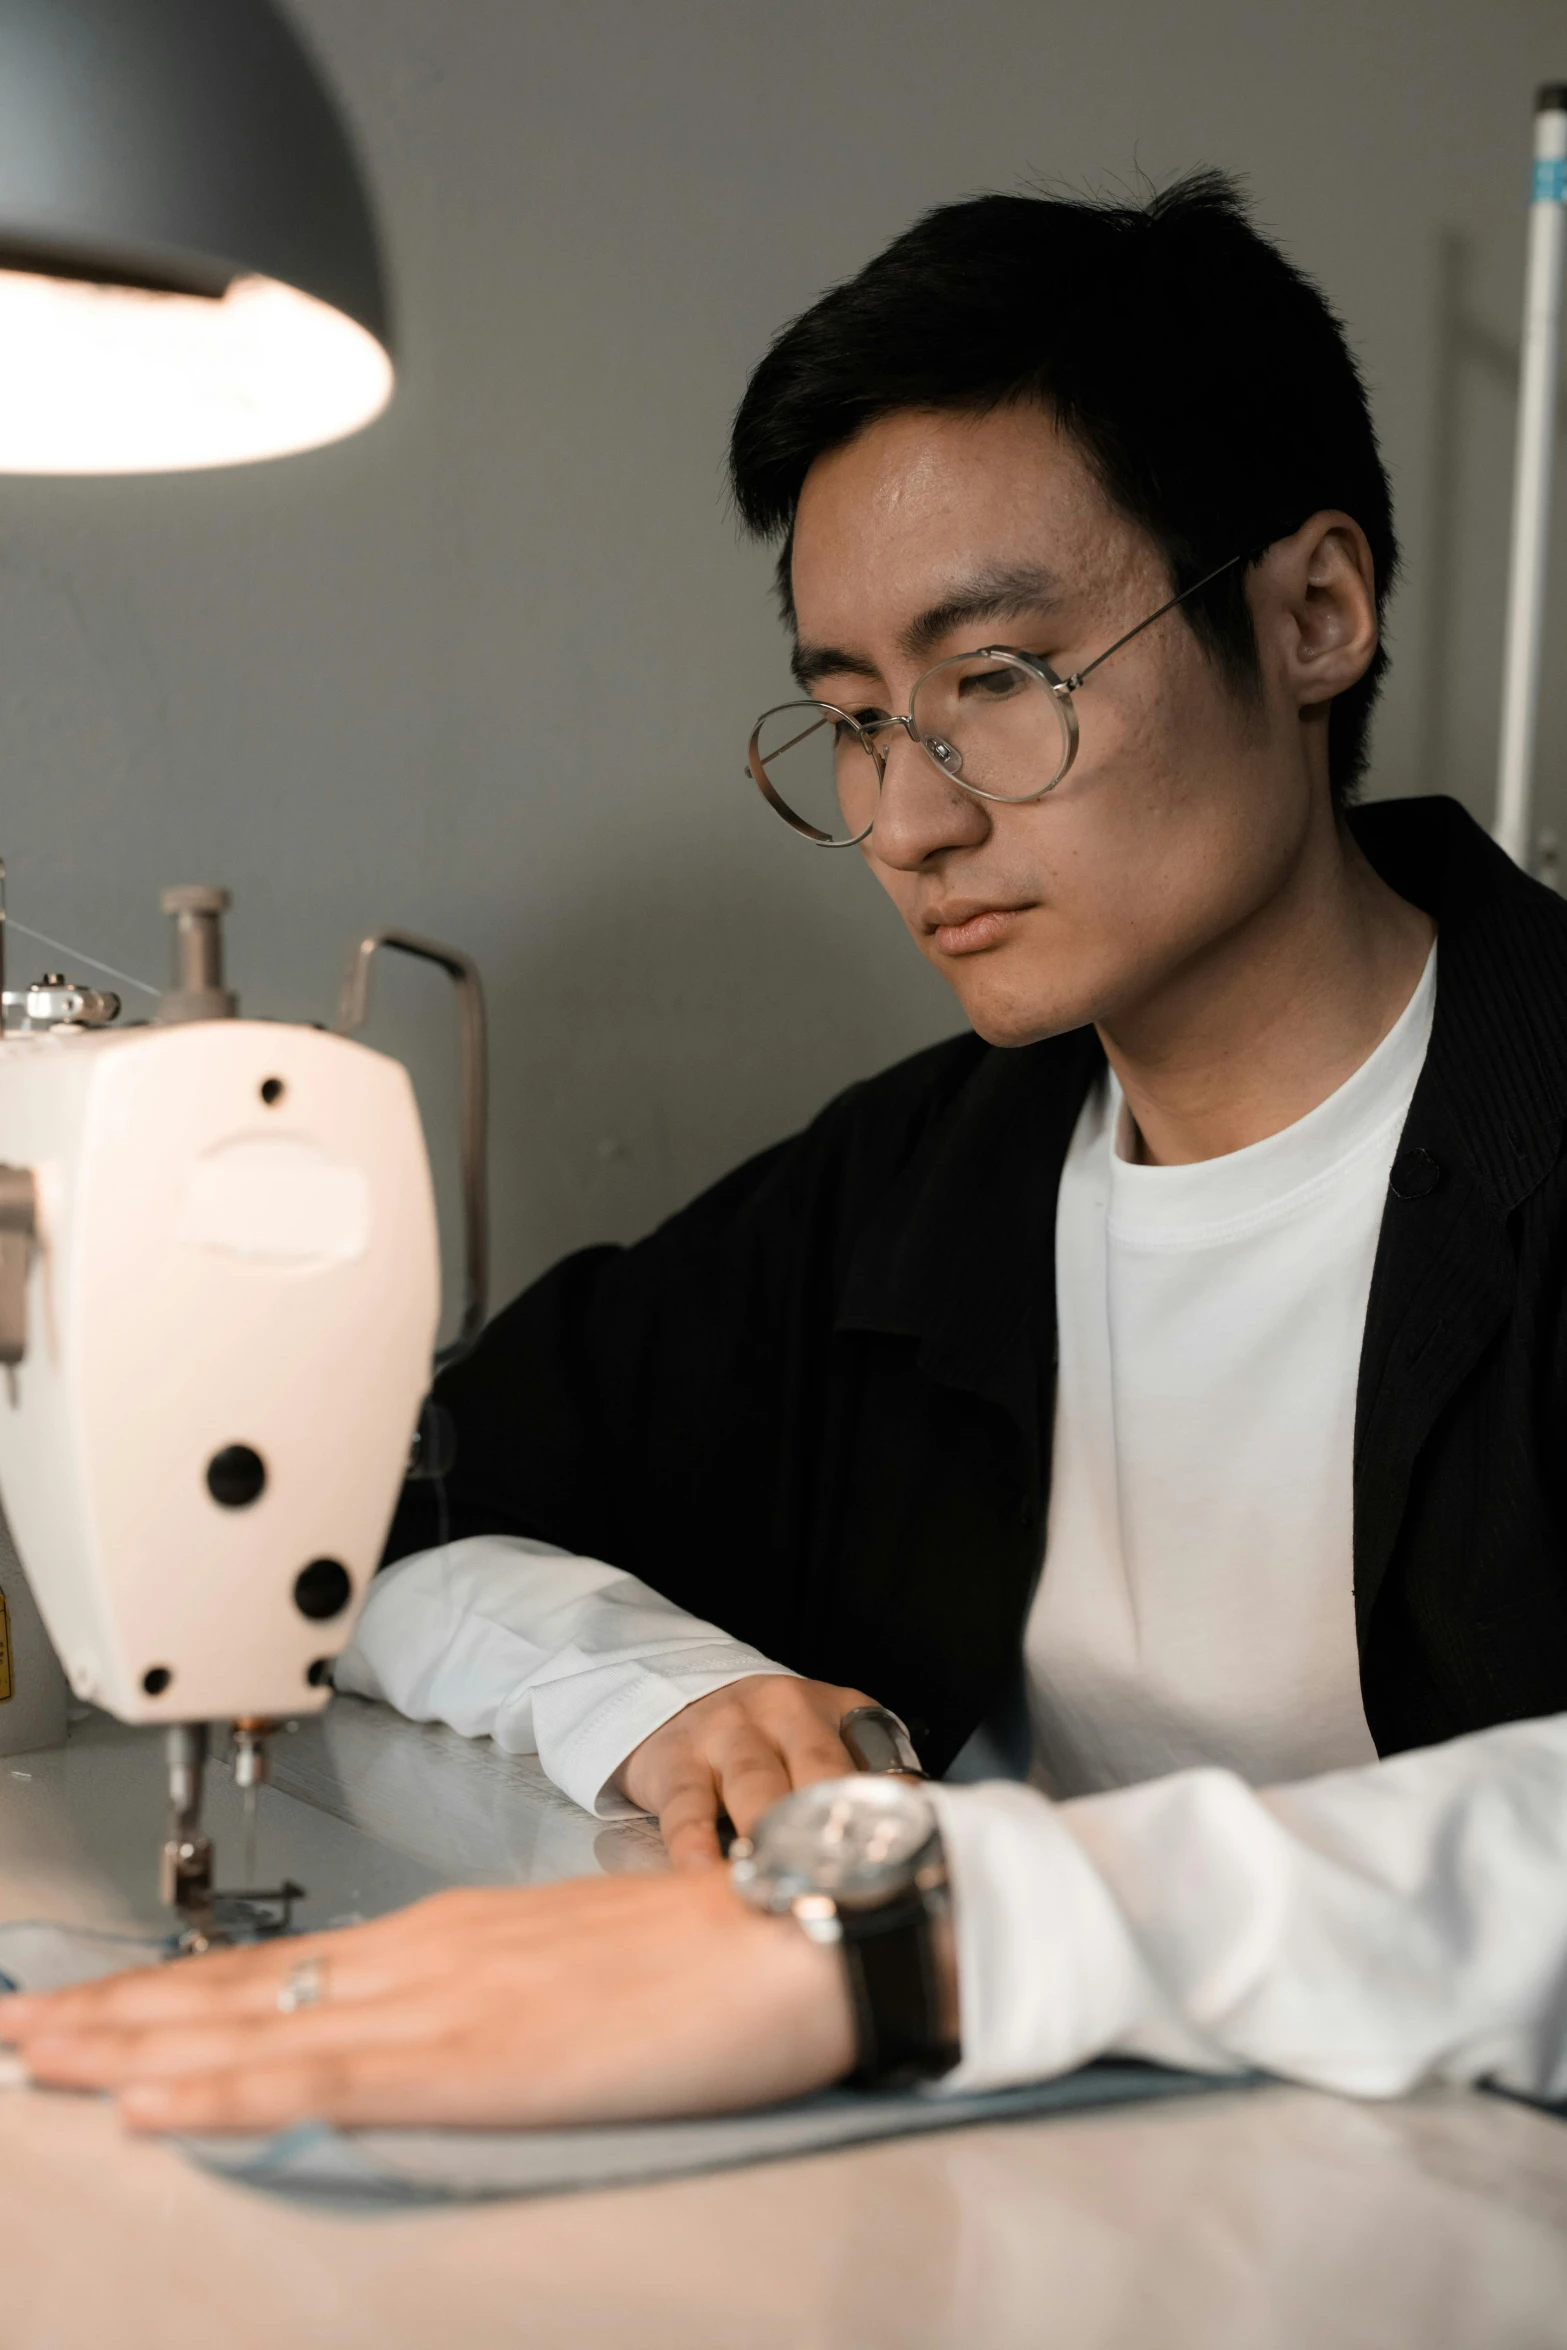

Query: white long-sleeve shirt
left=335, top=1535, right=789, bottom=1820
left=337, top=950, right=1567, bottom=2102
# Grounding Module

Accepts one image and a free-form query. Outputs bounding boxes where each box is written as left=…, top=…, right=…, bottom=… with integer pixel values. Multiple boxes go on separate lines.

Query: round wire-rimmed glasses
left=746, top=554, right=1241, bottom=846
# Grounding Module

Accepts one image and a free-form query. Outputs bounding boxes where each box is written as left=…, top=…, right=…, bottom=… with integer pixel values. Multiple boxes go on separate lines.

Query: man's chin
left=940, top=965, right=1101, bottom=1051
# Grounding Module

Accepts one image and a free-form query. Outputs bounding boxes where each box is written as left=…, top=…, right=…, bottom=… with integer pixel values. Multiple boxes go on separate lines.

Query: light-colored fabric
left=1026, top=946, right=1436, bottom=1796
left=927, top=1711, right=1567, bottom=2101
left=335, top=1536, right=793, bottom=1818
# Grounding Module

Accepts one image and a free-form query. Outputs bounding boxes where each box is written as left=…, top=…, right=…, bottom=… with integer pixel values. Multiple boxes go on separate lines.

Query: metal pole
left=1494, top=84, right=1567, bottom=870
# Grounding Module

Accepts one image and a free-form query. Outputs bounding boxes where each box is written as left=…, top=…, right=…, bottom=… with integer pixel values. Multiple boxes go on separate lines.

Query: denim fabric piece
left=0, top=1920, right=176, bottom=1992
left=181, top=2064, right=1239, bottom=2206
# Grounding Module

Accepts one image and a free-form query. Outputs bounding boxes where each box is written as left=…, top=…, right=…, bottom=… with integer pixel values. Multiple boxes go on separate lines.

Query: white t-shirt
left=1027, top=949, right=1434, bottom=1797
left=338, top=947, right=1567, bottom=2102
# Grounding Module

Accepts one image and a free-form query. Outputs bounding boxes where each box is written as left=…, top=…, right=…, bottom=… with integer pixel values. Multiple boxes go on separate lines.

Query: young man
left=8, top=175, right=1567, bottom=2133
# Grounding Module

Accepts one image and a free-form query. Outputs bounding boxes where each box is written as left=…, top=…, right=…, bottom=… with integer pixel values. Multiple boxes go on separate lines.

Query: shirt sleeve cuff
left=532, top=1653, right=791, bottom=1819
left=923, top=1780, right=1222, bottom=2093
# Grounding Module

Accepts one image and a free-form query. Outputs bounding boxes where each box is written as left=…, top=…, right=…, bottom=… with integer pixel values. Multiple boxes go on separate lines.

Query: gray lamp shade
left=0, top=0, right=394, bottom=472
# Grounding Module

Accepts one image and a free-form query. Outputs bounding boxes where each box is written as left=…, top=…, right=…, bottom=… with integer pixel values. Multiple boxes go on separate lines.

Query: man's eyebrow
left=790, top=642, right=882, bottom=693
left=789, top=565, right=1068, bottom=694
left=901, top=565, right=1065, bottom=664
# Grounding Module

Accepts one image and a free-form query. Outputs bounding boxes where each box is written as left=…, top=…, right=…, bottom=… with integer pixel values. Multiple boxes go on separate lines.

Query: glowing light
left=0, top=268, right=393, bottom=474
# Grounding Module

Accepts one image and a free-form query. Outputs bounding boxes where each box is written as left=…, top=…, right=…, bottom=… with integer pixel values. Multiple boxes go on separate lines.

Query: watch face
left=741, top=1776, right=936, bottom=1908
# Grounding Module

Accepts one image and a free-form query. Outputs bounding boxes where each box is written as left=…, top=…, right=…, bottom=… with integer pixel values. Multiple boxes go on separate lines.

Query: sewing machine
left=0, top=871, right=484, bottom=1947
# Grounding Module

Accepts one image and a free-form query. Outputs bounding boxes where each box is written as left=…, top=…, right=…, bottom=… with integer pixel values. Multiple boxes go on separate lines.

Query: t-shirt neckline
left=1103, top=943, right=1438, bottom=1247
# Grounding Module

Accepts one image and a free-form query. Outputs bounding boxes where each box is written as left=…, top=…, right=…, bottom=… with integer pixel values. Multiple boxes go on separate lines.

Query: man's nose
left=867, top=724, right=990, bottom=871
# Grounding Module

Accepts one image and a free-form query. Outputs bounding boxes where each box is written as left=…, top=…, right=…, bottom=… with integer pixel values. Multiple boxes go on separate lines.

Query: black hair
left=729, top=172, right=1396, bottom=804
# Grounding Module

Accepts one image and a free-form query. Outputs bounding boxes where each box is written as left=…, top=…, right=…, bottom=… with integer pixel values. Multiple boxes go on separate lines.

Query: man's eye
left=959, top=666, right=1026, bottom=700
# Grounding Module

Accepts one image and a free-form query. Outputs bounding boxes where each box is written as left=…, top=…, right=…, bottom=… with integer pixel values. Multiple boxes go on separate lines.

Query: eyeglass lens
left=909, top=654, right=1071, bottom=800
left=751, top=703, right=879, bottom=844
left=751, top=654, right=1072, bottom=845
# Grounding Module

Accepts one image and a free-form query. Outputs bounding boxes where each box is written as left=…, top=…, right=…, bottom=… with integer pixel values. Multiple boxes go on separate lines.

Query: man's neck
left=1097, top=816, right=1436, bottom=1168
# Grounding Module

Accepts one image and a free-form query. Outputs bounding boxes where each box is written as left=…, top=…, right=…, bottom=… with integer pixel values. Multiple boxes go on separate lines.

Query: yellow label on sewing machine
left=0, top=1589, right=12, bottom=1703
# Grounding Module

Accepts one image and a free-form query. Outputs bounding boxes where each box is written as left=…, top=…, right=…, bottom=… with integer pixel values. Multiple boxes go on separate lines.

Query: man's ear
left=1255, top=510, right=1379, bottom=710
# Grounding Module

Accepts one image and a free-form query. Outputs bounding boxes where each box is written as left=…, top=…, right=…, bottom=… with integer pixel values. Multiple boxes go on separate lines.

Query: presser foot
left=161, top=1721, right=305, bottom=1951
left=161, top=1827, right=216, bottom=1939
left=162, top=1841, right=306, bottom=1953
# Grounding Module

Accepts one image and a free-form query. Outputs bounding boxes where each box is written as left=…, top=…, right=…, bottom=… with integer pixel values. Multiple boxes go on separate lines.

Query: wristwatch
left=730, top=1775, right=961, bottom=2088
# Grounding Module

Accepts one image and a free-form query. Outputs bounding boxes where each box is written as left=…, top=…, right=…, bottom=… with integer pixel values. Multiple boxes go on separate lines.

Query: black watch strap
left=838, top=1888, right=960, bottom=2088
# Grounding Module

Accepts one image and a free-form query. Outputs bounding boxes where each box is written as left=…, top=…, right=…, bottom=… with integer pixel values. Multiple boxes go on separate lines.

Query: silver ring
left=839, top=1705, right=927, bottom=1778
left=277, top=1953, right=329, bottom=2014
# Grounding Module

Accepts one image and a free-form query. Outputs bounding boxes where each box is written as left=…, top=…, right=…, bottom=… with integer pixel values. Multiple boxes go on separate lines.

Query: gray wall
left=1, top=0, right=1562, bottom=1332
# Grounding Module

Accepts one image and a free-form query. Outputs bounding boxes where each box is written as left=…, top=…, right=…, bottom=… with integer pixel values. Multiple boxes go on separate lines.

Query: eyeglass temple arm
left=1061, top=553, right=1245, bottom=692
left=765, top=712, right=836, bottom=760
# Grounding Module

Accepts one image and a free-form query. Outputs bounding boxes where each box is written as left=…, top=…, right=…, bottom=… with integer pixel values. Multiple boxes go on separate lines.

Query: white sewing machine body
left=0, top=1016, right=440, bottom=1725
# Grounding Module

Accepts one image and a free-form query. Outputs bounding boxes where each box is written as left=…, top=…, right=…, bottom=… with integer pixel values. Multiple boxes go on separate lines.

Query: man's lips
left=924, top=903, right=1033, bottom=955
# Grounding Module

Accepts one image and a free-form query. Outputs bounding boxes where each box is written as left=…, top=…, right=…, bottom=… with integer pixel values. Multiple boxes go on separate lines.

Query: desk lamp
left=0, top=0, right=391, bottom=471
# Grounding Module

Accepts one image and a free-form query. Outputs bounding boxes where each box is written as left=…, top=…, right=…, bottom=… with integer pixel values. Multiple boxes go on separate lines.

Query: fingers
left=774, top=1711, right=858, bottom=1793
left=0, top=1918, right=423, bottom=2043
left=628, top=1678, right=894, bottom=1860
left=0, top=1892, right=496, bottom=2043
left=716, top=1681, right=874, bottom=1828
left=0, top=1949, right=301, bottom=2041
left=20, top=1987, right=448, bottom=2094
left=709, top=1735, right=794, bottom=1841
left=116, top=2031, right=483, bottom=2136
left=120, top=2056, right=367, bottom=2136
left=3, top=1950, right=303, bottom=2040
left=649, top=1759, right=726, bottom=1873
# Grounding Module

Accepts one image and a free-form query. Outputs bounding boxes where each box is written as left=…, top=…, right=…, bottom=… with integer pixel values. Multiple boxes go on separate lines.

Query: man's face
left=787, top=404, right=1327, bottom=1047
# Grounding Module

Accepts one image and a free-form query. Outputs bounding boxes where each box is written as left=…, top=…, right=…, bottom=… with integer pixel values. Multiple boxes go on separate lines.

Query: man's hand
left=617, top=1675, right=878, bottom=1869
left=0, top=1871, right=856, bottom=2136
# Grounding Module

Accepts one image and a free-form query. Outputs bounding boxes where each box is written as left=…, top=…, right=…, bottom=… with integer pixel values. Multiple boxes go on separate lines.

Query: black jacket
left=391, top=797, right=1567, bottom=1776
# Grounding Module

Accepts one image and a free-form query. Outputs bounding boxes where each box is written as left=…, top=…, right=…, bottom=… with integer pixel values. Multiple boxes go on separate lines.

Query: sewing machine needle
left=242, top=1784, right=258, bottom=1887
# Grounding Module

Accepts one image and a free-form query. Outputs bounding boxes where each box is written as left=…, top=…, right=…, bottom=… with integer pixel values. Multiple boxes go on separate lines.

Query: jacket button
left=1390, top=1147, right=1442, bottom=1200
